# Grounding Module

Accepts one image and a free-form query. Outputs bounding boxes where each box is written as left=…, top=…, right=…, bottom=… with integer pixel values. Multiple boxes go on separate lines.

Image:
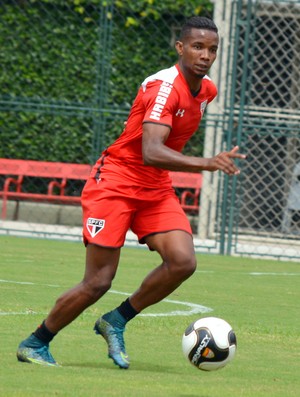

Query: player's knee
left=83, top=278, right=112, bottom=302
left=169, top=250, right=197, bottom=280
left=180, top=255, right=197, bottom=279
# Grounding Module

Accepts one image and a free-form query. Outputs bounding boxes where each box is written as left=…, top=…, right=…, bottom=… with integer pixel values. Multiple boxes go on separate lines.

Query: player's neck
left=190, top=88, right=200, bottom=97
left=177, top=62, right=203, bottom=94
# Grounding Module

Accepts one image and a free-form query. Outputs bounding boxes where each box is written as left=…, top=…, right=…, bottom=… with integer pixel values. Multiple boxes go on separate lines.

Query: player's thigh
left=145, top=230, right=196, bottom=268
left=83, top=244, right=121, bottom=285
left=82, top=178, right=134, bottom=248
left=132, top=192, right=192, bottom=244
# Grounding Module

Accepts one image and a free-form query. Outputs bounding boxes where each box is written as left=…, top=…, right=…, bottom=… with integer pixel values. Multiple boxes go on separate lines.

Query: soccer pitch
left=0, top=235, right=299, bottom=397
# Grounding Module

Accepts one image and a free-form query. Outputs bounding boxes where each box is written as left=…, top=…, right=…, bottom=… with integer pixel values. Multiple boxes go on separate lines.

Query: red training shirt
left=95, top=63, right=217, bottom=188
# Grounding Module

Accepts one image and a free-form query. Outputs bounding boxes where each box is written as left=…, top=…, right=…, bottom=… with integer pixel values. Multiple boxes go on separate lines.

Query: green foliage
left=0, top=0, right=213, bottom=162
left=1, top=112, right=93, bottom=163
left=115, top=0, right=213, bottom=19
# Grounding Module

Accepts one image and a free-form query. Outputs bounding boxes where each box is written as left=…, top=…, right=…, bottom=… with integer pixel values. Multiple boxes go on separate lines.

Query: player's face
left=176, top=28, right=219, bottom=79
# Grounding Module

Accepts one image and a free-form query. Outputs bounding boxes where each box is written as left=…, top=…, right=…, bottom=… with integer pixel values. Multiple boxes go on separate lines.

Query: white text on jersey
left=149, top=81, right=173, bottom=121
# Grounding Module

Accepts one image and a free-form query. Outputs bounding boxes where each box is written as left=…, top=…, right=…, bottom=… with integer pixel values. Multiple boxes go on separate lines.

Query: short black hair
left=179, top=16, right=218, bottom=40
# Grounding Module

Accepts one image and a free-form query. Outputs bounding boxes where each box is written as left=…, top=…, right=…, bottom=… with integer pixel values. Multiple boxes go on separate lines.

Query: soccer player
left=17, top=16, right=246, bottom=368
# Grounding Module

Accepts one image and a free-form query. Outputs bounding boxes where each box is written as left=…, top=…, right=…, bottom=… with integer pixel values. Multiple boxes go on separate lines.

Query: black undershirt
left=190, top=89, right=200, bottom=97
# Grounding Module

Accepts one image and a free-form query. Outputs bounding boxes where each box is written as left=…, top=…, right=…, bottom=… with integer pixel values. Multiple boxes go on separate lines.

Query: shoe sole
left=17, top=351, right=59, bottom=367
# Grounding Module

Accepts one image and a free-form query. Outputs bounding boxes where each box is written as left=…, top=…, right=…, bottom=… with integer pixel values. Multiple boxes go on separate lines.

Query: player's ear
left=175, top=40, right=183, bottom=56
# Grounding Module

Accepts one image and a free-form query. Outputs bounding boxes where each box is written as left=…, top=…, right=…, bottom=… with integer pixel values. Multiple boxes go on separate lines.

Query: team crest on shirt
left=200, top=100, right=208, bottom=116
left=87, top=218, right=105, bottom=238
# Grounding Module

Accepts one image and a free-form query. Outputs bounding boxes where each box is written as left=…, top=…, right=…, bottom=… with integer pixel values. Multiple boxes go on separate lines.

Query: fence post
left=224, top=0, right=255, bottom=254
left=198, top=0, right=236, bottom=248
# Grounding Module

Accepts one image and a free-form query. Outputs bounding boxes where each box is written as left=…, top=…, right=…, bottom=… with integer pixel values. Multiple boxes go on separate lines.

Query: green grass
left=0, top=235, right=299, bottom=397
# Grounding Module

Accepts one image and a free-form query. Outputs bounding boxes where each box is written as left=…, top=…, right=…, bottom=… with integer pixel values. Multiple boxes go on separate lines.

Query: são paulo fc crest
left=87, top=218, right=105, bottom=238
left=200, top=100, right=208, bottom=116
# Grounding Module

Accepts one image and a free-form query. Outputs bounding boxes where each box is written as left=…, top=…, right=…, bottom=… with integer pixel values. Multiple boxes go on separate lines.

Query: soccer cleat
left=17, top=334, right=59, bottom=367
left=94, top=317, right=130, bottom=369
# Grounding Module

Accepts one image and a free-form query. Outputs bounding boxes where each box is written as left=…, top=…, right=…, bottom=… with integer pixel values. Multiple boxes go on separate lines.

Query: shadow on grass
left=63, top=360, right=184, bottom=375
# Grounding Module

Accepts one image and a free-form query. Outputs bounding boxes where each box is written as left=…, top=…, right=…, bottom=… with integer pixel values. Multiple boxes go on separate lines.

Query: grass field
left=0, top=235, right=299, bottom=397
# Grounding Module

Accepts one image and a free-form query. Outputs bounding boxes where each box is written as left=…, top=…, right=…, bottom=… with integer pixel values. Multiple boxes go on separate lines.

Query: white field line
left=0, top=280, right=213, bottom=317
left=0, top=279, right=60, bottom=287
left=249, top=272, right=300, bottom=276
left=196, top=271, right=300, bottom=276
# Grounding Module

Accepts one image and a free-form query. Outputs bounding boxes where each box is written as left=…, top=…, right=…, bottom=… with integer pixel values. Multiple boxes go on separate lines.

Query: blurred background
left=1, top=0, right=300, bottom=259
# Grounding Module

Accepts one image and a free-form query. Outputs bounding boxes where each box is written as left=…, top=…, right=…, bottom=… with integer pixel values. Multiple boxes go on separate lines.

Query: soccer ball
left=182, top=316, right=237, bottom=371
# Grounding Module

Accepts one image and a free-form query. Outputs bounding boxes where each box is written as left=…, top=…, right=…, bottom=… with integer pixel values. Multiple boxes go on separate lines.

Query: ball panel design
left=229, top=329, right=237, bottom=346
left=199, top=344, right=237, bottom=371
left=182, top=328, right=198, bottom=359
left=184, top=322, right=195, bottom=336
left=182, top=316, right=237, bottom=371
left=187, top=328, right=213, bottom=366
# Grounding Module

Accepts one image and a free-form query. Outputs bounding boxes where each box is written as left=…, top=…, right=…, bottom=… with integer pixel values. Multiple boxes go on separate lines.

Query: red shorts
left=81, top=177, right=192, bottom=248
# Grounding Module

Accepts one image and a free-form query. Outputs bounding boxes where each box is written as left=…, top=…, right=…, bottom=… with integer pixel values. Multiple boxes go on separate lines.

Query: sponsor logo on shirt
left=175, top=109, right=185, bottom=117
left=149, top=81, right=173, bottom=121
left=87, top=218, right=105, bottom=238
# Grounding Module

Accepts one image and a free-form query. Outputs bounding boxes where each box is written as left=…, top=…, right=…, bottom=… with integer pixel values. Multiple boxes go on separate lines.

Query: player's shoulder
left=141, top=65, right=179, bottom=91
left=202, top=75, right=218, bottom=97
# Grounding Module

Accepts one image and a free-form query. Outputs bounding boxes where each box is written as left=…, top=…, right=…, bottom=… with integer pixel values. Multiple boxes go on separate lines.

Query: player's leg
left=96, top=231, right=196, bottom=369
left=45, top=244, right=121, bottom=332
left=17, top=176, right=133, bottom=367
left=128, top=191, right=196, bottom=311
left=81, top=179, right=135, bottom=369
left=17, top=244, right=121, bottom=366
left=97, top=192, right=196, bottom=368
left=130, top=229, right=196, bottom=312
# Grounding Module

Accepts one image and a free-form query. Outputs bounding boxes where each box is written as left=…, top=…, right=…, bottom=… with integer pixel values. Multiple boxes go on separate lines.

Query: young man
left=17, top=16, right=246, bottom=369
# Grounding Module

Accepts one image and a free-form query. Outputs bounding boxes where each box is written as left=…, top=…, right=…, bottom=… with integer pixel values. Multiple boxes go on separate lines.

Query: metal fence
left=1, top=0, right=300, bottom=260
left=200, top=0, right=300, bottom=259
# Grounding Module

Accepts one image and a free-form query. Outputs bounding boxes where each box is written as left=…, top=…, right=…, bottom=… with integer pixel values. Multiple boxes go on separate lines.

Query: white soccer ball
left=182, top=316, right=237, bottom=371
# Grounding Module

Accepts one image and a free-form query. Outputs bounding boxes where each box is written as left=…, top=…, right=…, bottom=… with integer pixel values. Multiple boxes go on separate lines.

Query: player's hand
left=206, top=146, right=247, bottom=176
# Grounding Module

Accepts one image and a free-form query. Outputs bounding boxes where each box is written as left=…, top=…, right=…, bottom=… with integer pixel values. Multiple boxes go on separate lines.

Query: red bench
left=0, top=159, right=202, bottom=220
left=0, top=159, right=92, bottom=220
left=168, top=171, right=202, bottom=213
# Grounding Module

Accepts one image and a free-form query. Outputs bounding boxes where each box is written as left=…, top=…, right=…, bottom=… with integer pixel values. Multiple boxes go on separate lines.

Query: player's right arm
left=142, top=122, right=246, bottom=176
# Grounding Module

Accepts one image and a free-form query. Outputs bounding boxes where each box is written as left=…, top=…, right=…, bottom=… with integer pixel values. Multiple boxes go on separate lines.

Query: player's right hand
left=206, top=146, right=247, bottom=176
